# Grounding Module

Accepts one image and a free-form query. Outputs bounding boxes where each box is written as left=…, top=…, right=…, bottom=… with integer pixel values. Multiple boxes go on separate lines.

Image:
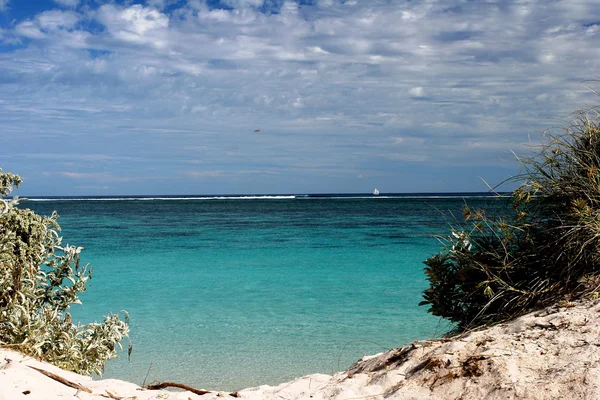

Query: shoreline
left=3, top=296, right=600, bottom=399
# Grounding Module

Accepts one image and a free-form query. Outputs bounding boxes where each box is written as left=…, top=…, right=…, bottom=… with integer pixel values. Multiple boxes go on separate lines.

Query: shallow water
left=26, top=196, right=504, bottom=390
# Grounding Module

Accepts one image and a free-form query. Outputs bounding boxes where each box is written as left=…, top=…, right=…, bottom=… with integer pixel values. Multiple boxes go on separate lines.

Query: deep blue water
left=24, top=195, right=506, bottom=390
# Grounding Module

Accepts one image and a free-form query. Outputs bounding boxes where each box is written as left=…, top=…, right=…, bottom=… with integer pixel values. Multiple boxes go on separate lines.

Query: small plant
left=0, top=168, right=129, bottom=375
left=421, top=108, right=600, bottom=332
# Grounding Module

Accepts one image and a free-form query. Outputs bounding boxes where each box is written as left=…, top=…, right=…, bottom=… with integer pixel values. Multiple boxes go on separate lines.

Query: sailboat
left=373, top=188, right=380, bottom=196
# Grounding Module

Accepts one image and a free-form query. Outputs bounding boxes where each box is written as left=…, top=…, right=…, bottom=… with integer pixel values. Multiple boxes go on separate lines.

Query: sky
left=1, top=0, right=600, bottom=195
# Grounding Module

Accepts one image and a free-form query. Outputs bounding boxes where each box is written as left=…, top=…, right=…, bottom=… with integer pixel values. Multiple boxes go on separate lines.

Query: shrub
left=0, top=168, right=129, bottom=375
left=421, top=109, right=600, bottom=332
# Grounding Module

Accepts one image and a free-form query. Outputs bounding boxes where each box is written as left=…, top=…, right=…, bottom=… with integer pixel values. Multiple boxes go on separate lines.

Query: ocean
left=24, top=194, right=506, bottom=391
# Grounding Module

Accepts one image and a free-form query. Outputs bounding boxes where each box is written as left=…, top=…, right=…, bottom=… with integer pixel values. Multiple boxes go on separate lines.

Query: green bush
left=0, top=168, right=129, bottom=375
left=421, top=109, right=600, bottom=332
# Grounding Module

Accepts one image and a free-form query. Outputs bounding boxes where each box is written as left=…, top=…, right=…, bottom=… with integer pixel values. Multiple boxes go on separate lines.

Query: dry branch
left=27, top=365, right=92, bottom=393
left=143, top=381, right=211, bottom=395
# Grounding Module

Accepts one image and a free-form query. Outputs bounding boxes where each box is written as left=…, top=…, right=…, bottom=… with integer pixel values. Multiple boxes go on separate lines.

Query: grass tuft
left=421, top=108, right=600, bottom=332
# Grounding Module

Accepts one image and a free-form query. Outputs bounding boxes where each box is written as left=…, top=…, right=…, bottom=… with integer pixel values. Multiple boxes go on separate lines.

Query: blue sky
left=1, top=0, right=600, bottom=195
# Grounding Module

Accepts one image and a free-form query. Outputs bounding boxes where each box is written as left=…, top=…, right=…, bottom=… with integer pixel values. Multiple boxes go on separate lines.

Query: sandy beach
left=3, top=296, right=599, bottom=400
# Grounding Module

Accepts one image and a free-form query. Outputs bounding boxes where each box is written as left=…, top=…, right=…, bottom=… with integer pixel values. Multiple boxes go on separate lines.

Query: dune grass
left=421, top=108, right=600, bottom=332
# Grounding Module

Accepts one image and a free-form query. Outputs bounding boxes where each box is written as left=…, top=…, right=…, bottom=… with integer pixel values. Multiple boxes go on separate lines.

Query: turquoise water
left=25, top=196, right=501, bottom=390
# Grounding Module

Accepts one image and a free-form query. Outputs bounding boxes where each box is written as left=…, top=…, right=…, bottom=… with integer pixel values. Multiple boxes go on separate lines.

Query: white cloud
left=221, top=0, right=265, bottom=8
left=59, top=172, right=98, bottom=179
left=280, top=1, right=299, bottom=16
left=14, top=10, right=84, bottom=46
left=0, top=0, right=8, bottom=12
left=146, top=0, right=173, bottom=10
left=53, top=0, right=79, bottom=8
left=98, top=5, right=168, bottom=36
left=56, top=171, right=136, bottom=182
left=409, top=87, right=425, bottom=98
left=15, top=21, right=46, bottom=39
left=37, top=10, right=79, bottom=31
left=15, top=10, right=79, bottom=39
left=97, top=4, right=169, bottom=47
left=186, top=170, right=223, bottom=178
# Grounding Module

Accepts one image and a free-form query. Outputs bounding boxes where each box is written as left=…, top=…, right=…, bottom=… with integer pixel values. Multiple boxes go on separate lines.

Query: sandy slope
left=3, top=297, right=600, bottom=399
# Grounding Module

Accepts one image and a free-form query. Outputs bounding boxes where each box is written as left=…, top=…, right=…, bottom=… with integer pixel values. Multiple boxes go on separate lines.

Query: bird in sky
left=254, top=129, right=260, bottom=132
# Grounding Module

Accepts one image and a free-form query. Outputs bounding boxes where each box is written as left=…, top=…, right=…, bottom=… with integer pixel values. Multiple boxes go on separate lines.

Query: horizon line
left=11, top=191, right=511, bottom=200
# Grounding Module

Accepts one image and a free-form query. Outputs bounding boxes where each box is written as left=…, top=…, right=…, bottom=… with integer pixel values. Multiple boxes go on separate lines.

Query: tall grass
left=421, top=109, right=600, bottom=332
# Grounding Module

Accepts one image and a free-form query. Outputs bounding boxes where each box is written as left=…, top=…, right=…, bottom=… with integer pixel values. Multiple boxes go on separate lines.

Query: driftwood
left=27, top=365, right=92, bottom=393
left=143, top=381, right=211, bottom=395
left=103, top=390, right=123, bottom=399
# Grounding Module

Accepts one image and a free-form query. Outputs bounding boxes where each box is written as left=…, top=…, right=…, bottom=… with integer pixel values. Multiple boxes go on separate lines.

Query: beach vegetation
left=421, top=108, right=600, bottom=332
left=0, top=168, right=129, bottom=375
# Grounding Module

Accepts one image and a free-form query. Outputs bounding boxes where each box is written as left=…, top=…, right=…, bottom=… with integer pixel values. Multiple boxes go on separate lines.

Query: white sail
left=373, top=188, right=380, bottom=196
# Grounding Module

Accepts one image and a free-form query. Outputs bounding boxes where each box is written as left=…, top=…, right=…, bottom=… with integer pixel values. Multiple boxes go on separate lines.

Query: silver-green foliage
left=0, top=168, right=129, bottom=375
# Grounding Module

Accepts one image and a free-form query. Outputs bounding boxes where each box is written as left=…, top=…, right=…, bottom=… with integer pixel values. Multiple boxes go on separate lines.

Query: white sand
left=3, top=297, right=600, bottom=399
